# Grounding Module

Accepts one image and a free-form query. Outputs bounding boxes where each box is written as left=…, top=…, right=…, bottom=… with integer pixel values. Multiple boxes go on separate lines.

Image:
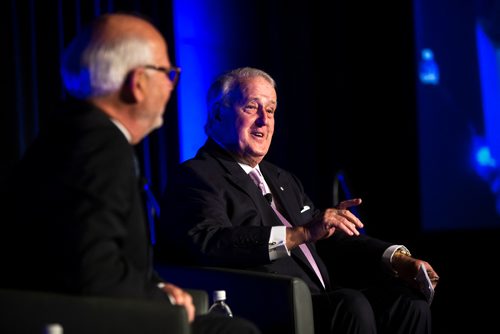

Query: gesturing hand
left=305, top=198, right=364, bottom=242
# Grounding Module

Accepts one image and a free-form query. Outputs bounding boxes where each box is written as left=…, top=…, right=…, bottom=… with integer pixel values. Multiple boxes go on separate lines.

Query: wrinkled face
left=219, top=76, right=277, bottom=167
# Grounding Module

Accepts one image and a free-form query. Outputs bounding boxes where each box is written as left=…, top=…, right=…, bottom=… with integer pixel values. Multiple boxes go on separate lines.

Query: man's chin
left=152, top=118, right=164, bottom=131
left=247, top=152, right=267, bottom=165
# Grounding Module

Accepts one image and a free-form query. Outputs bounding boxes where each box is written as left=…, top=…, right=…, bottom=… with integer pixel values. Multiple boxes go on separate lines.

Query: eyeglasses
left=144, top=65, right=181, bottom=86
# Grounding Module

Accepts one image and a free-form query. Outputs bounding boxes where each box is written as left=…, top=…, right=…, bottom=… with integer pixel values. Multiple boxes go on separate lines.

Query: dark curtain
left=245, top=1, right=418, bottom=243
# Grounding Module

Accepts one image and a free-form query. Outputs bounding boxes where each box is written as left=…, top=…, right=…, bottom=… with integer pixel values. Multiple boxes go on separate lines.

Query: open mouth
left=251, top=131, right=264, bottom=138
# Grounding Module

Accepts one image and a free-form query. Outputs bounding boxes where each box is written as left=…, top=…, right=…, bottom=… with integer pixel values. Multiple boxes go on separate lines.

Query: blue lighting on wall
left=173, top=0, right=237, bottom=162
left=475, top=21, right=500, bottom=217
left=476, top=22, right=500, bottom=169
left=414, top=0, right=500, bottom=230
left=418, top=48, right=440, bottom=85
left=476, top=146, right=496, bottom=168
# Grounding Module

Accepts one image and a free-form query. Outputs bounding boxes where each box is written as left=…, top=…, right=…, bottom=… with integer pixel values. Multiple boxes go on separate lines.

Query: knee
left=314, top=289, right=379, bottom=333
left=324, top=289, right=377, bottom=333
left=407, top=298, right=432, bottom=322
left=336, top=289, right=375, bottom=323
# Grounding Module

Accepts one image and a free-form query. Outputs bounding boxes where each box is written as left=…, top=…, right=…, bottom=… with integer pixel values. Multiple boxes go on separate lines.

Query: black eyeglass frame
left=144, top=65, right=181, bottom=86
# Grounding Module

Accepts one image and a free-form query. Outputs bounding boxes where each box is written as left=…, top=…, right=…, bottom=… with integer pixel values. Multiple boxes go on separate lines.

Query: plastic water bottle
left=208, top=290, right=233, bottom=317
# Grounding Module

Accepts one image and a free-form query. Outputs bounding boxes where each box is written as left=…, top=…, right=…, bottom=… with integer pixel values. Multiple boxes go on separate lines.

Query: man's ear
left=212, top=102, right=221, bottom=121
left=121, top=69, right=145, bottom=103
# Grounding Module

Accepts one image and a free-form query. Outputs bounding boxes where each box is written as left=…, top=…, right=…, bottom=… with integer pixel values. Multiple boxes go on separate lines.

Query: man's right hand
left=286, top=198, right=364, bottom=249
left=306, top=198, right=364, bottom=242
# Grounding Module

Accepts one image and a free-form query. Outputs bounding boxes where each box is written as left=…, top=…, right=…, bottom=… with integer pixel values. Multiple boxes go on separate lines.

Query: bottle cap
left=45, top=323, right=63, bottom=334
left=213, top=290, right=226, bottom=301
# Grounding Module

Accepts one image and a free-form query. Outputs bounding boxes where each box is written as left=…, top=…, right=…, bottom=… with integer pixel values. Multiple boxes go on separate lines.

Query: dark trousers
left=312, top=282, right=431, bottom=334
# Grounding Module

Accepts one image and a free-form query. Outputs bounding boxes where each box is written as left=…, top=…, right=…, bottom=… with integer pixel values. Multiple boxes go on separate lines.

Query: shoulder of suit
left=260, top=160, right=286, bottom=172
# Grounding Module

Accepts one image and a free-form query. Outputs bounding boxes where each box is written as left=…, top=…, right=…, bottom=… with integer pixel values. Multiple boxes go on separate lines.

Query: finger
left=181, top=291, right=193, bottom=305
left=336, top=198, right=362, bottom=209
left=167, top=287, right=195, bottom=323
left=425, top=267, right=439, bottom=284
left=322, top=208, right=363, bottom=237
left=345, top=221, right=360, bottom=236
left=330, top=216, right=360, bottom=236
left=185, top=300, right=196, bottom=323
left=335, top=209, right=364, bottom=229
left=163, top=284, right=192, bottom=305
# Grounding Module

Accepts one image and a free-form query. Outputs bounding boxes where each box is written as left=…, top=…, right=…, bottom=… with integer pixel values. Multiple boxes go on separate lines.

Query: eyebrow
left=247, top=97, right=277, bottom=106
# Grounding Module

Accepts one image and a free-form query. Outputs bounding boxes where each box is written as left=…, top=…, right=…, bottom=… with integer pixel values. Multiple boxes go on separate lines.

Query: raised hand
left=304, top=198, right=364, bottom=242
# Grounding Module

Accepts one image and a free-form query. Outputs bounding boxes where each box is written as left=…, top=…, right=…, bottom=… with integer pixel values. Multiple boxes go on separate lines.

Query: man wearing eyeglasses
left=0, top=13, right=259, bottom=334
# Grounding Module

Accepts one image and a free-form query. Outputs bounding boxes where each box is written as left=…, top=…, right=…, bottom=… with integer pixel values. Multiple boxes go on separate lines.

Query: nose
left=255, top=107, right=269, bottom=126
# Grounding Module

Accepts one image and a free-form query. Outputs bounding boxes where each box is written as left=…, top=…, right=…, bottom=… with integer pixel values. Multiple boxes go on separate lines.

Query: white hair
left=61, top=29, right=154, bottom=99
left=205, top=67, right=276, bottom=136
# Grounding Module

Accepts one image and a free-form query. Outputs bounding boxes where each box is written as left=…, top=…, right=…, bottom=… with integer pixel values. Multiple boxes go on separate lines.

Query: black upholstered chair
left=157, top=265, right=315, bottom=334
left=0, top=288, right=199, bottom=334
left=1, top=266, right=314, bottom=334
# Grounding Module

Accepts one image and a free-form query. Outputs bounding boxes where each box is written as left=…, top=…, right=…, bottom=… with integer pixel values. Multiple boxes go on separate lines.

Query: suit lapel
left=203, top=141, right=283, bottom=227
left=199, top=140, right=329, bottom=288
left=260, top=163, right=298, bottom=225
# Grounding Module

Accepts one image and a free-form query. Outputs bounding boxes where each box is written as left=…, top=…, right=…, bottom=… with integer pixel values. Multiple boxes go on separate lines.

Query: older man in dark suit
left=0, top=14, right=259, bottom=334
left=157, top=67, right=439, bottom=334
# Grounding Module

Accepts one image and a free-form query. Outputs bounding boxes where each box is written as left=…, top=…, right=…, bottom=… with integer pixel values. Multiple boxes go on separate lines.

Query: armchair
left=157, top=265, right=315, bottom=334
left=0, top=288, right=198, bottom=334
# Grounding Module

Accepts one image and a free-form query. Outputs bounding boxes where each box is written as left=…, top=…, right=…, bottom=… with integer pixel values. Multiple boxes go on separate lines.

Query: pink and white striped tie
left=249, top=169, right=325, bottom=288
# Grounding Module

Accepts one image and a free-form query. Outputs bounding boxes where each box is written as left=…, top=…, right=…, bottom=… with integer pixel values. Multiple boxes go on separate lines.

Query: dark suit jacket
left=157, top=139, right=392, bottom=294
left=1, top=101, right=167, bottom=301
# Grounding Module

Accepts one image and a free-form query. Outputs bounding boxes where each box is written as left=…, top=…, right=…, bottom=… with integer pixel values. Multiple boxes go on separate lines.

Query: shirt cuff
left=382, top=245, right=411, bottom=270
left=269, top=226, right=290, bottom=260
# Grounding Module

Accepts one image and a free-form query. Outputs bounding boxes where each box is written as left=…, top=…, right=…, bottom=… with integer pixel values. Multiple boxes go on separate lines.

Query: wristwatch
left=391, top=246, right=412, bottom=277
left=393, top=247, right=412, bottom=258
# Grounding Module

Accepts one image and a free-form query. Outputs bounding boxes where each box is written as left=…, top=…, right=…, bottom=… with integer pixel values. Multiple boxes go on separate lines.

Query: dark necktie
left=133, top=152, right=159, bottom=245
left=248, top=168, right=325, bottom=288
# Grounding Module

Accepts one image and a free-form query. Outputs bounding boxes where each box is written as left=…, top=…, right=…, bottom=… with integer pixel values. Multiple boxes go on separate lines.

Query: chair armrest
left=156, top=265, right=314, bottom=334
left=0, top=288, right=189, bottom=334
left=185, top=288, right=209, bottom=315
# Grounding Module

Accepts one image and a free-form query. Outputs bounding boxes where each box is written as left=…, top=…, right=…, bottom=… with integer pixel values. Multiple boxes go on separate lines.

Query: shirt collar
left=239, top=162, right=261, bottom=175
left=210, top=136, right=261, bottom=175
left=110, top=118, right=132, bottom=143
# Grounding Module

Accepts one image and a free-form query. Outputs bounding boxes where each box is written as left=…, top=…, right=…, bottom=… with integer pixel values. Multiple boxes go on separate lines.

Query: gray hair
left=60, top=19, right=155, bottom=99
left=205, top=67, right=276, bottom=135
